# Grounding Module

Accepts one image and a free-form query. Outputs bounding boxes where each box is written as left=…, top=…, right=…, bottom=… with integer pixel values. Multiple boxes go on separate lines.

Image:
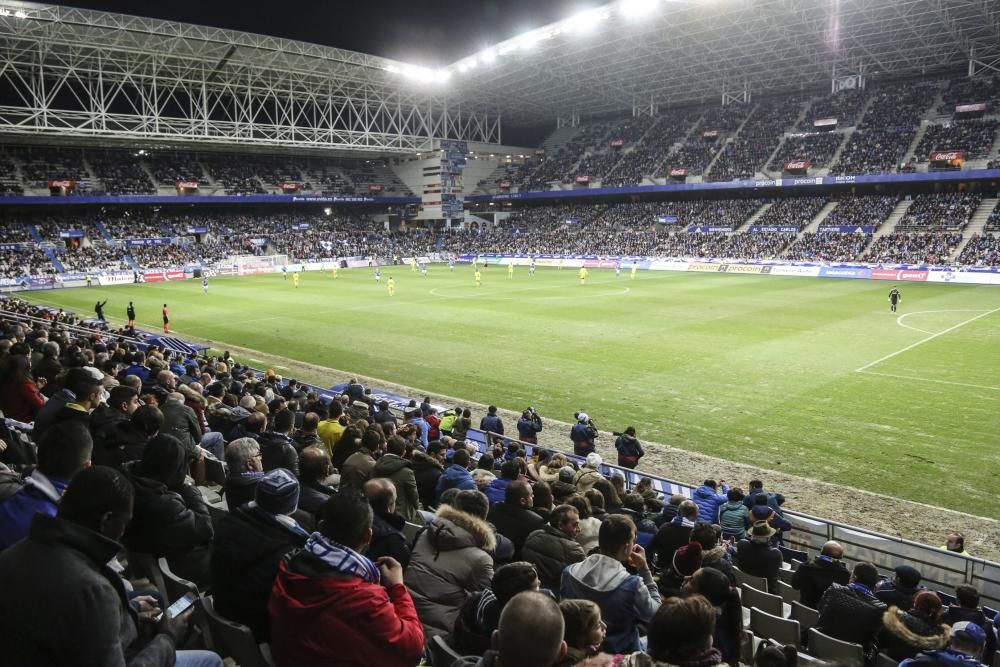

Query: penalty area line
left=856, top=306, right=1000, bottom=373
left=856, top=370, right=1000, bottom=393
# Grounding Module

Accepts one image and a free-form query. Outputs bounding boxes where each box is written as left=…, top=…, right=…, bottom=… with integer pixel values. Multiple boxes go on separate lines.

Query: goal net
left=231, top=254, right=288, bottom=276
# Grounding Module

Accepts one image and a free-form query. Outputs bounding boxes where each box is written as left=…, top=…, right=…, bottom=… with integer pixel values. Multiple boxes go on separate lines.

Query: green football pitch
left=21, top=266, right=1000, bottom=517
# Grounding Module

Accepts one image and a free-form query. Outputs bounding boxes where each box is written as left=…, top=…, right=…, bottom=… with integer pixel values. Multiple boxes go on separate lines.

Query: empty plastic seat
left=742, top=584, right=783, bottom=617
left=777, top=580, right=801, bottom=605
left=750, top=606, right=801, bottom=648
left=808, top=627, right=864, bottom=664
left=734, top=567, right=770, bottom=593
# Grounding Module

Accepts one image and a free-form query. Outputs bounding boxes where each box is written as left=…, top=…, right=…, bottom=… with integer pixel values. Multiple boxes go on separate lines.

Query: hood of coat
left=882, top=606, right=951, bottom=650
left=372, top=453, right=412, bottom=476
left=427, top=503, right=496, bottom=553
left=411, top=449, right=443, bottom=471
left=566, top=553, right=631, bottom=592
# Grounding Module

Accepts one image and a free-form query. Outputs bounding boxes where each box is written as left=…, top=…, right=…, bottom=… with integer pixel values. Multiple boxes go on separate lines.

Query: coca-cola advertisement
left=498, top=180, right=512, bottom=189
left=534, top=148, right=545, bottom=155
left=784, top=160, right=810, bottom=170
left=954, top=103, right=986, bottom=114
left=280, top=182, right=301, bottom=193
left=701, top=130, right=720, bottom=139
left=929, top=151, right=964, bottom=162
left=609, top=138, right=625, bottom=147
left=813, top=117, right=838, bottom=128
left=667, top=168, right=689, bottom=177
left=368, top=184, right=384, bottom=193
left=175, top=180, right=199, bottom=196
left=48, top=179, right=76, bottom=196
left=575, top=175, right=591, bottom=183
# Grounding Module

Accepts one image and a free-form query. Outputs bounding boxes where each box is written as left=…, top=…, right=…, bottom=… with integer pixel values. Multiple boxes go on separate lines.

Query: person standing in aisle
left=162, top=303, right=170, bottom=333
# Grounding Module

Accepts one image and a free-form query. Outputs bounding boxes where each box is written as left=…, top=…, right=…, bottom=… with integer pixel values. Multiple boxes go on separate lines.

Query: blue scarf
left=303, top=532, right=381, bottom=584
left=849, top=582, right=873, bottom=597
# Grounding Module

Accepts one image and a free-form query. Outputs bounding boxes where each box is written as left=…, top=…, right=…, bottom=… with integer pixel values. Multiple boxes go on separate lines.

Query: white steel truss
left=0, top=2, right=501, bottom=153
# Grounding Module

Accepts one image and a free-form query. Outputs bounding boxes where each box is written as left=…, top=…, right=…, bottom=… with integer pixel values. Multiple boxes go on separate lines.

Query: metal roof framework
left=0, top=2, right=500, bottom=154
left=445, top=0, right=1000, bottom=124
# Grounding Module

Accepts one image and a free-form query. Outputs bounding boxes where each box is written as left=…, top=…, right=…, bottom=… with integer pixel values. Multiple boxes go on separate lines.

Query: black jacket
left=0, top=514, right=176, bottom=666
left=878, top=607, right=950, bottom=663
left=735, top=539, right=783, bottom=593
left=792, top=556, right=851, bottom=608
left=649, top=521, right=692, bottom=569
left=412, top=450, right=444, bottom=510
left=297, top=479, right=336, bottom=518
left=158, top=399, right=201, bottom=455
left=368, top=510, right=411, bottom=569
left=258, top=431, right=299, bottom=476
left=817, top=583, right=888, bottom=652
left=225, top=472, right=262, bottom=511
left=486, top=502, right=545, bottom=559
left=290, top=429, right=323, bottom=452
left=209, top=505, right=308, bottom=641
left=94, top=420, right=152, bottom=469
left=876, top=580, right=923, bottom=612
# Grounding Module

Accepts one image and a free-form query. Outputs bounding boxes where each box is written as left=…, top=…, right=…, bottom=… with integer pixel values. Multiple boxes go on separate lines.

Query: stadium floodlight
left=385, top=64, right=400, bottom=74
left=620, top=0, right=658, bottom=17
left=481, top=48, right=497, bottom=63
left=14, top=9, right=27, bottom=18
left=566, top=8, right=608, bottom=33
left=436, top=69, right=451, bottom=82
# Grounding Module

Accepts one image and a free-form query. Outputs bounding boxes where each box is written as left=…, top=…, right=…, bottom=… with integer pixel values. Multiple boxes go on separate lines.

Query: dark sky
left=65, top=0, right=578, bottom=67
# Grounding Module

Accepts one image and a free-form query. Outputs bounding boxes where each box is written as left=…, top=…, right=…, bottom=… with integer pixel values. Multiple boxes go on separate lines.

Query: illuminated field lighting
left=566, top=8, right=610, bottom=32
left=620, top=0, right=658, bottom=17
left=435, top=69, right=451, bottom=82
left=385, top=64, right=400, bottom=74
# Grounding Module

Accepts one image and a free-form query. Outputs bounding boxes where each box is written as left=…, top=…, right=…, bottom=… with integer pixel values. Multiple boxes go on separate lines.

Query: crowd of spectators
left=768, top=132, right=844, bottom=171
left=707, top=98, right=804, bottom=182
left=102, top=212, right=173, bottom=239
left=201, top=155, right=266, bottom=195
left=604, top=110, right=702, bottom=186
left=0, top=247, right=53, bottom=278
left=753, top=196, right=827, bottom=231
left=88, top=150, right=156, bottom=195
left=940, top=75, right=1000, bottom=113
left=798, top=88, right=867, bottom=130
left=987, top=202, right=1000, bottom=232
left=7, top=145, right=91, bottom=191
left=863, top=232, right=963, bottom=265
left=819, top=194, right=900, bottom=230
left=147, top=151, right=209, bottom=187
left=896, top=193, right=983, bottom=232
left=57, top=244, right=129, bottom=273
left=913, top=120, right=999, bottom=163
left=662, top=141, right=719, bottom=176
left=127, top=243, right=196, bottom=269
left=0, top=157, right=24, bottom=195
left=957, top=233, right=1000, bottom=266
left=0, top=222, right=36, bottom=243
left=784, top=232, right=871, bottom=262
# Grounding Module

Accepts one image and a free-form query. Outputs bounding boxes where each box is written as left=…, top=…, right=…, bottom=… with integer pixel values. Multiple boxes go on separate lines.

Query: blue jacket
left=516, top=417, right=541, bottom=441
left=480, top=414, right=503, bottom=435
left=435, top=464, right=476, bottom=500
left=484, top=479, right=510, bottom=505
left=561, top=554, right=661, bottom=653
left=408, top=417, right=430, bottom=449
left=0, top=471, right=68, bottom=551
left=693, top=484, right=729, bottom=523
left=744, top=488, right=786, bottom=517
left=900, top=648, right=986, bottom=667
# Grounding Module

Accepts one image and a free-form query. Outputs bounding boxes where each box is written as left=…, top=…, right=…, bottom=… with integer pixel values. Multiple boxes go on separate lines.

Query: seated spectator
left=488, top=479, right=545, bottom=559
left=413, top=440, right=446, bottom=510
left=0, top=466, right=223, bottom=667
left=33, top=366, right=103, bottom=440
left=452, top=561, right=541, bottom=656
left=942, top=532, right=970, bottom=556
left=689, top=521, right=736, bottom=585
left=656, top=493, right=686, bottom=526
left=210, top=468, right=309, bottom=641
left=0, top=354, right=45, bottom=423
left=877, top=564, right=925, bottom=612
left=682, top=567, right=744, bottom=667
left=224, top=437, right=264, bottom=510
left=90, top=385, right=140, bottom=453
left=363, top=477, right=411, bottom=568
left=268, top=491, right=424, bottom=667
left=0, top=421, right=93, bottom=550
left=650, top=499, right=698, bottom=569
left=522, top=504, right=586, bottom=592
left=900, top=621, right=988, bottom=667
left=660, top=541, right=704, bottom=598
left=436, top=448, right=476, bottom=500
left=617, top=595, right=725, bottom=667
left=94, top=403, right=163, bottom=468
left=453, top=590, right=568, bottom=667
left=259, top=408, right=298, bottom=475
left=371, top=435, right=421, bottom=523
left=339, top=428, right=380, bottom=492
left=559, top=599, right=606, bottom=665
left=565, top=494, right=601, bottom=554
left=296, top=446, right=336, bottom=517
left=124, top=434, right=214, bottom=585
left=942, top=585, right=997, bottom=666
left=485, top=460, right=520, bottom=505
left=791, top=540, right=850, bottom=608
left=879, top=591, right=950, bottom=662
left=574, top=453, right=604, bottom=493
left=735, top=521, right=783, bottom=593
left=719, top=488, right=750, bottom=541
left=291, top=411, right=323, bottom=451
left=817, top=561, right=888, bottom=660
left=561, top=514, right=661, bottom=653
left=406, top=489, right=496, bottom=636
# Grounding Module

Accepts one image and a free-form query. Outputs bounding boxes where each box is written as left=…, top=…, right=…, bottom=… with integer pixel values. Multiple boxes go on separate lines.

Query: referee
left=888, top=286, right=902, bottom=313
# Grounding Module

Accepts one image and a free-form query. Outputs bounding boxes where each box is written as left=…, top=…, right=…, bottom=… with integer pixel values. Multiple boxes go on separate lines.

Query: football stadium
left=0, top=1, right=999, bottom=665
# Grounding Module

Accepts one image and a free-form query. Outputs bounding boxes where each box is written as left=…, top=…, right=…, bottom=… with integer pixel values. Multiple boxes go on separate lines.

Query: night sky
left=63, top=0, right=578, bottom=67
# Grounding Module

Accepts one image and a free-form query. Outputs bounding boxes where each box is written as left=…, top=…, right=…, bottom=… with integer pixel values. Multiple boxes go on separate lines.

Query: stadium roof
left=0, top=0, right=996, bottom=151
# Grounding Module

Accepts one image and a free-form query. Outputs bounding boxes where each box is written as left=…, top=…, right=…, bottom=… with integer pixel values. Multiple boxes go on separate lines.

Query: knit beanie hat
left=255, top=468, right=300, bottom=516
left=673, top=542, right=704, bottom=576
left=586, top=453, right=603, bottom=468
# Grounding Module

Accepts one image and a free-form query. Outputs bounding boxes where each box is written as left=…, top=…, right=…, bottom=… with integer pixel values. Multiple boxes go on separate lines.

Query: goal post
left=230, top=254, right=288, bottom=276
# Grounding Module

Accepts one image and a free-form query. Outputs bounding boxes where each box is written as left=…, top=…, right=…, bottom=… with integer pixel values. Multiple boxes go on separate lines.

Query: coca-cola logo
left=784, top=160, right=809, bottom=170
left=176, top=181, right=199, bottom=189
left=668, top=168, right=688, bottom=177
left=930, top=151, right=962, bottom=161
left=49, top=179, right=75, bottom=188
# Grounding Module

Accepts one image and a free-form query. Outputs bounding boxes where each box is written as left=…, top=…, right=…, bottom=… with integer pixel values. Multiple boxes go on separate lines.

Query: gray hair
left=225, top=437, right=260, bottom=472
left=42, top=340, right=60, bottom=357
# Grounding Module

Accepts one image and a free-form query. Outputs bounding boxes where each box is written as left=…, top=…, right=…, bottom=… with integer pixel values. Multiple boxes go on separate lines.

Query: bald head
left=506, top=480, right=533, bottom=507
left=156, top=370, right=176, bottom=388
left=820, top=541, right=844, bottom=559
left=364, top=478, right=396, bottom=514
left=298, top=446, right=332, bottom=483
left=494, top=591, right=566, bottom=667
left=247, top=411, right=266, bottom=433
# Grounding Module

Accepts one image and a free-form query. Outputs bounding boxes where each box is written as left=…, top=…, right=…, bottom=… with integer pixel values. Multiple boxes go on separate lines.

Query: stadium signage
left=535, top=149, right=545, bottom=155
left=609, top=138, right=625, bottom=147
left=59, top=230, right=85, bottom=238
left=668, top=168, right=689, bottom=177
left=872, top=269, right=929, bottom=281
left=955, top=103, right=986, bottom=113
left=175, top=181, right=199, bottom=189
left=187, top=226, right=208, bottom=234
left=143, top=270, right=186, bottom=282
left=0, top=277, right=25, bottom=287
left=929, top=151, right=963, bottom=161
left=818, top=267, right=871, bottom=279
left=280, top=182, right=301, bottom=193
left=367, top=184, right=384, bottom=193
left=48, top=179, right=76, bottom=188
left=575, top=175, right=591, bottom=183
left=750, top=225, right=800, bottom=233
left=818, top=225, right=877, bottom=234
left=688, top=225, right=732, bottom=233
left=498, top=180, right=512, bottom=189
left=126, top=238, right=171, bottom=246
left=720, top=264, right=768, bottom=274
left=701, top=130, right=720, bottom=138
left=813, top=117, right=838, bottom=127
left=0, top=243, right=22, bottom=250
left=687, top=262, right=720, bottom=272
left=784, top=160, right=810, bottom=170
left=657, top=215, right=679, bottom=224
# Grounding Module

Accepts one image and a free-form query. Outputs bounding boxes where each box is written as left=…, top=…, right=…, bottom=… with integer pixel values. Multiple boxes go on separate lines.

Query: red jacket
left=267, top=554, right=425, bottom=667
left=0, top=379, right=46, bottom=423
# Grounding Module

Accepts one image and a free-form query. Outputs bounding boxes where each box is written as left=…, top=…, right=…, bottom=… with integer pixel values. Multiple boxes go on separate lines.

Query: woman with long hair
left=0, top=355, right=46, bottom=423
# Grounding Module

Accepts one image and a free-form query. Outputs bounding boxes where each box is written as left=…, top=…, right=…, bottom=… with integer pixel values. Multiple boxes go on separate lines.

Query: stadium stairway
left=26, top=224, right=43, bottom=244
left=40, top=245, right=64, bottom=273
left=800, top=201, right=840, bottom=234
left=94, top=221, right=114, bottom=241
left=703, top=103, right=757, bottom=179
left=858, top=198, right=916, bottom=257
left=736, top=202, right=774, bottom=231
left=950, top=197, right=999, bottom=261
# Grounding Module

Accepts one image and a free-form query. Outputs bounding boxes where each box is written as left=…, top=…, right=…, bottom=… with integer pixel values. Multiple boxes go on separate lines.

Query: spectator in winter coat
left=404, top=408, right=430, bottom=449
left=258, top=408, right=299, bottom=476
left=412, top=442, right=446, bottom=510
left=521, top=504, right=586, bottom=591
left=650, top=499, right=698, bottom=569
left=451, top=561, right=541, bottom=657
left=339, top=432, right=379, bottom=493
left=743, top=479, right=786, bottom=518
left=452, top=591, right=569, bottom=667
left=485, top=460, right=520, bottom=505
left=689, top=521, right=737, bottom=586
left=296, top=446, right=336, bottom=518
left=614, top=427, right=644, bottom=469
left=364, top=478, right=412, bottom=569
left=516, top=409, right=543, bottom=444
left=224, top=437, right=265, bottom=511
left=371, top=436, right=422, bottom=524
left=877, top=564, right=926, bottom=612
left=158, top=393, right=205, bottom=457
left=480, top=405, right=504, bottom=436
left=817, top=561, right=888, bottom=660
left=291, top=412, right=324, bottom=451
left=561, top=514, right=661, bottom=653
left=565, top=494, right=601, bottom=554
left=451, top=408, right=473, bottom=442
left=942, top=586, right=997, bottom=666
left=792, top=541, right=851, bottom=608
left=900, top=621, right=988, bottom=667
left=693, top=479, right=729, bottom=523
left=488, top=480, right=546, bottom=559
left=734, top=521, right=783, bottom=593
left=405, top=490, right=496, bottom=636
left=570, top=413, right=597, bottom=456
left=0, top=354, right=45, bottom=423
left=435, top=448, right=476, bottom=501
left=878, top=591, right=951, bottom=662
left=0, top=421, right=93, bottom=550
left=574, top=453, right=604, bottom=494
left=267, top=491, right=424, bottom=667
left=210, top=469, right=309, bottom=641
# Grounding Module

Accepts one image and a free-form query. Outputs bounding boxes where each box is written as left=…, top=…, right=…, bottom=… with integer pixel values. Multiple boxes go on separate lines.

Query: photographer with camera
left=614, top=427, right=645, bottom=469
left=516, top=408, right=543, bottom=445
left=570, top=412, right=599, bottom=457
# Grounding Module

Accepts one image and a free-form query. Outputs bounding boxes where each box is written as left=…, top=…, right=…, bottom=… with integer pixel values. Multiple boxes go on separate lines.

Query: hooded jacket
left=405, top=504, right=496, bottom=636
left=159, top=399, right=201, bottom=455
left=371, top=453, right=422, bottom=524
left=792, top=556, right=850, bottom=608
left=900, top=648, right=989, bottom=667
left=878, top=607, right=951, bottom=662
left=258, top=431, right=299, bottom=477
left=521, top=523, right=586, bottom=591
left=435, top=463, right=476, bottom=500
left=487, top=502, right=545, bottom=559
left=412, top=450, right=444, bottom=509
left=817, top=582, right=888, bottom=652
left=0, top=469, right=68, bottom=550
left=693, top=483, right=729, bottom=523
left=560, top=553, right=662, bottom=653
left=267, top=545, right=425, bottom=667
left=574, top=466, right=603, bottom=494
left=718, top=500, right=750, bottom=538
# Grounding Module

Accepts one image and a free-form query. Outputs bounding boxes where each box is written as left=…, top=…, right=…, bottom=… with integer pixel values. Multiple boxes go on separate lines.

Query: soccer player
left=293, top=271, right=300, bottom=289
left=94, top=299, right=107, bottom=321
left=282, top=264, right=287, bottom=280
left=332, top=266, right=339, bottom=279
left=558, top=258, right=564, bottom=270
left=410, top=257, right=417, bottom=273
left=448, top=257, right=455, bottom=272
left=530, top=258, right=536, bottom=276
left=421, top=262, right=428, bottom=277
left=474, top=268, right=482, bottom=286
left=126, top=301, right=136, bottom=327
left=202, top=276, right=209, bottom=293
left=631, top=262, right=638, bottom=280
left=483, top=258, right=489, bottom=272
left=889, top=286, right=902, bottom=313
left=579, top=267, right=588, bottom=285
left=387, top=276, right=396, bottom=296
left=615, top=261, right=622, bottom=279
left=507, top=261, right=514, bottom=280
left=85, top=274, right=92, bottom=287
left=162, top=303, right=170, bottom=333
left=375, top=268, right=381, bottom=283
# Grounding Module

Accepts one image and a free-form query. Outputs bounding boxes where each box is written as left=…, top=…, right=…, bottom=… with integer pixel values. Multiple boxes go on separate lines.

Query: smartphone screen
left=155, top=592, right=196, bottom=621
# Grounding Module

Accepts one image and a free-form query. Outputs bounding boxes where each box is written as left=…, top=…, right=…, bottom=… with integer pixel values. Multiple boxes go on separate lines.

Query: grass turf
left=21, top=266, right=1000, bottom=517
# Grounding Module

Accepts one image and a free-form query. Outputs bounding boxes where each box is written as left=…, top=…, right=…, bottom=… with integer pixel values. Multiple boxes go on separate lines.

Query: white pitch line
left=896, top=309, right=989, bottom=336
left=856, top=306, right=1000, bottom=373
left=858, top=370, right=1000, bottom=392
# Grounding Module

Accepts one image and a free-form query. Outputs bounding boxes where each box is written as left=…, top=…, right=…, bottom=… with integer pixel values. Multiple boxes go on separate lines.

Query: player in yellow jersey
left=507, top=262, right=514, bottom=280
left=579, top=267, right=588, bottom=285
left=387, top=276, right=396, bottom=296
left=631, top=262, right=637, bottom=280
left=332, top=266, right=339, bottom=279
left=293, top=272, right=300, bottom=288
left=410, top=258, right=417, bottom=272
left=474, top=269, right=482, bottom=286
left=558, top=258, right=564, bottom=270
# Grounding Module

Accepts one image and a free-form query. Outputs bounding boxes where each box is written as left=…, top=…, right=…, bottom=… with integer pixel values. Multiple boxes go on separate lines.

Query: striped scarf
left=303, top=532, right=381, bottom=584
